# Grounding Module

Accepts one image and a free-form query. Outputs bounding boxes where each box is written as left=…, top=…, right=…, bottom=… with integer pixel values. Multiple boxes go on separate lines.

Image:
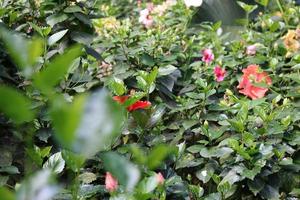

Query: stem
left=276, top=0, right=289, bottom=26
left=72, top=171, right=80, bottom=200
left=246, top=12, right=249, bottom=28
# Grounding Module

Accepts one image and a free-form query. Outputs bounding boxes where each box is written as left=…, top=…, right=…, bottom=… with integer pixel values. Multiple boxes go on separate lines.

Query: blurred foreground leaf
left=147, top=145, right=176, bottom=170
left=0, top=27, right=43, bottom=75
left=0, top=187, right=15, bottom=200
left=16, top=169, right=59, bottom=200
left=101, top=152, right=140, bottom=191
left=51, top=95, right=86, bottom=150
left=0, top=86, right=35, bottom=124
left=51, top=89, right=125, bottom=158
left=33, top=45, right=82, bottom=95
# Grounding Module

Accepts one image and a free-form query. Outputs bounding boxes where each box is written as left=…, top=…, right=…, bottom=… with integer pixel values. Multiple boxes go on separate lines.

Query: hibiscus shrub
left=0, top=0, right=299, bottom=200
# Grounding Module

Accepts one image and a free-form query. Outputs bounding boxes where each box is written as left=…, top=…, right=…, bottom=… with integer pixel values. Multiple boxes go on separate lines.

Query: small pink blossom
left=146, top=3, right=155, bottom=12
left=156, top=172, right=165, bottom=185
left=246, top=45, right=256, bottom=55
left=139, top=9, right=154, bottom=28
left=202, top=49, right=214, bottom=64
left=105, top=172, right=118, bottom=192
left=214, top=65, right=226, bottom=82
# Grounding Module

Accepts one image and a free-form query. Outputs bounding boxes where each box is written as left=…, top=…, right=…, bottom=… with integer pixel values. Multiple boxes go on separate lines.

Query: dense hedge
left=0, top=0, right=299, bottom=199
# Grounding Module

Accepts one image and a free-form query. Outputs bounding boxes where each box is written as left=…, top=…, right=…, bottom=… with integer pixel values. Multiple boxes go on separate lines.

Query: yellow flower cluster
left=282, top=29, right=300, bottom=57
left=93, top=17, right=120, bottom=37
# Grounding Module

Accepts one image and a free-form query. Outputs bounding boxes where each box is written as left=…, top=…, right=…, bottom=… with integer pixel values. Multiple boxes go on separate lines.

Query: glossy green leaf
left=46, top=13, right=68, bottom=27
left=48, top=29, right=68, bottom=46
left=43, top=152, right=65, bottom=174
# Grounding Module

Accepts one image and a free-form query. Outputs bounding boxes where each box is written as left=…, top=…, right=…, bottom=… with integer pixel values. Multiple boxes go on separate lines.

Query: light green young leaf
left=109, top=77, right=126, bottom=96
left=255, top=0, right=269, bottom=6
left=237, top=1, right=258, bottom=13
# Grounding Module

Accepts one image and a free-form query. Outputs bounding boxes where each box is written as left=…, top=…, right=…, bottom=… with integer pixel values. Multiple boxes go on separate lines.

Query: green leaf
left=26, top=147, right=43, bottom=167
left=61, top=150, right=85, bottom=173
left=146, top=67, right=158, bottom=84
left=73, top=89, right=125, bottom=157
left=0, top=176, right=9, bottom=186
left=140, top=54, right=155, bottom=67
left=78, top=172, right=97, bottom=184
left=79, top=184, right=106, bottom=198
left=0, top=187, right=15, bottom=200
left=237, top=1, right=258, bottom=13
left=46, top=13, right=68, bottom=27
left=0, top=86, right=35, bottom=124
left=101, top=152, right=140, bottom=191
left=16, top=169, right=58, bottom=200
left=0, top=166, right=19, bottom=174
left=40, top=146, right=52, bottom=158
left=255, top=0, right=269, bottom=6
left=247, top=178, right=265, bottom=196
left=200, top=147, right=233, bottom=158
left=146, top=145, right=175, bottom=170
left=28, top=22, right=44, bottom=36
left=196, top=167, right=214, bottom=183
left=227, top=119, right=244, bottom=133
left=158, top=65, right=177, bottom=76
left=137, top=174, right=159, bottom=194
left=136, top=76, right=148, bottom=91
left=51, top=94, right=86, bottom=150
left=48, top=29, right=68, bottom=46
left=43, top=152, right=65, bottom=174
left=0, top=27, right=44, bottom=72
left=33, top=45, right=82, bottom=95
left=260, top=185, right=280, bottom=200
left=109, top=77, right=127, bottom=95
left=64, top=5, right=83, bottom=13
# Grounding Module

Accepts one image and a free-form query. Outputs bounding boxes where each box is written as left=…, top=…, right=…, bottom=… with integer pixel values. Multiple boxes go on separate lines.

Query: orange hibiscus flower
left=237, top=65, right=272, bottom=100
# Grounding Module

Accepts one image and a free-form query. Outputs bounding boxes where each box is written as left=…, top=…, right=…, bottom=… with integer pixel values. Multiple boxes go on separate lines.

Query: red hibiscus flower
left=113, top=95, right=129, bottom=104
left=237, top=65, right=272, bottom=100
left=214, top=65, right=226, bottom=82
left=113, top=96, right=151, bottom=111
